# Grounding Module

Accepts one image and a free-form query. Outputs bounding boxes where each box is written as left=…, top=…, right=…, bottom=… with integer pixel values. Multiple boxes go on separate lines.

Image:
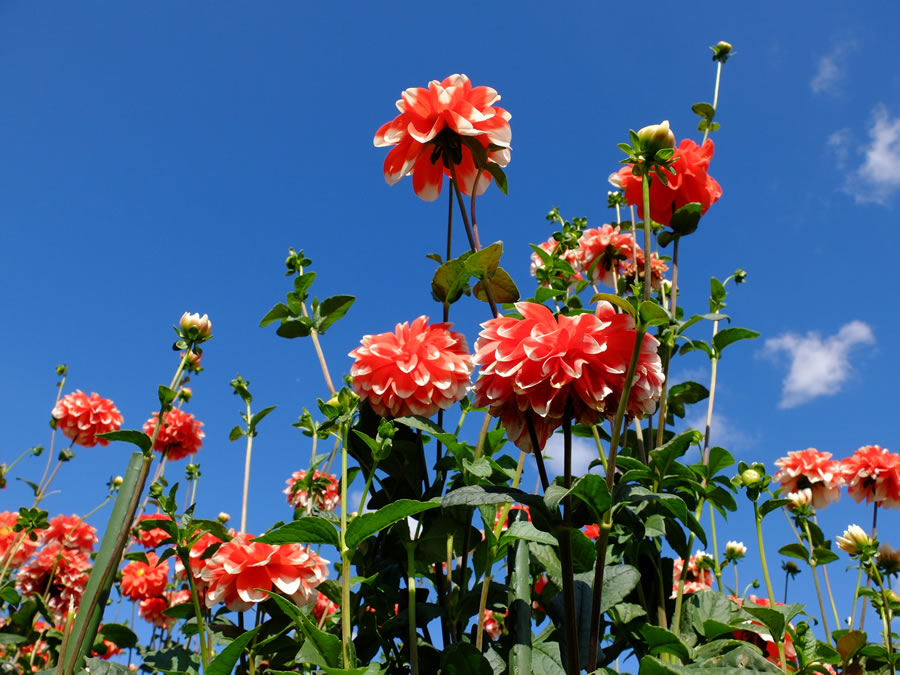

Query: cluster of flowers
left=774, top=445, right=900, bottom=510
left=51, top=389, right=205, bottom=461
left=531, top=225, right=669, bottom=291
left=349, top=304, right=663, bottom=454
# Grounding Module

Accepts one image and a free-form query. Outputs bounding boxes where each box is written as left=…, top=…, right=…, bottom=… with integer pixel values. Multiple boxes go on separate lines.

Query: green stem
left=588, top=325, right=647, bottom=671
left=702, top=61, right=723, bottom=145
left=870, top=562, right=895, bottom=675
left=709, top=502, right=723, bottom=591
left=702, top=321, right=721, bottom=466
left=755, top=501, right=789, bottom=673
left=641, top=170, right=652, bottom=302
left=803, top=520, right=832, bottom=645
left=849, top=565, right=864, bottom=631
left=559, top=411, right=580, bottom=675
left=39, top=372, right=68, bottom=491
left=185, top=550, right=210, bottom=670
left=339, top=423, right=352, bottom=668
left=240, top=399, right=253, bottom=534
left=406, top=540, right=419, bottom=675
left=590, top=425, right=608, bottom=474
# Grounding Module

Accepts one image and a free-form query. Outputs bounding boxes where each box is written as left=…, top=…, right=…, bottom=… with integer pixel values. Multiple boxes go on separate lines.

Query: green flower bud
left=741, top=468, right=761, bottom=487
left=636, top=120, right=676, bottom=159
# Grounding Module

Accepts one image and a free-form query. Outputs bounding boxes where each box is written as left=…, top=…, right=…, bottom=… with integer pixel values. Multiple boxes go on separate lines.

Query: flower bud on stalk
left=217, top=512, right=230, bottom=524
left=725, top=541, right=747, bottom=561
left=741, top=468, right=761, bottom=488
left=179, top=312, right=213, bottom=343
left=636, top=120, right=676, bottom=160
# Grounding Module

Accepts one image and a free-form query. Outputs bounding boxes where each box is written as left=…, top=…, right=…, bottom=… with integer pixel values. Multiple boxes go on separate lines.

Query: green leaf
left=590, top=293, right=637, bottom=319
left=710, top=277, right=726, bottom=304
left=432, top=258, right=469, bottom=305
left=485, top=163, right=508, bottom=195
left=259, top=303, right=291, bottom=327
left=161, top=602, right=196, bottom=619
left=98, top=623, right=138, bottom=649
left=81, top=659, right=134, bottom=675
left=759, top=498, right=791, bottom=517
left=641, top=625, right=692, bottom=662
left=276, top=317, right=312, bottom=338
left=779, top=543, right=810, bottom=562
left=498, top=521, right=558, bottom=548
left=253, top=517, right=340, bottom=547
left=442, top=485, right=545, bottom=510
left=601, top=565, right=641, bottom=614
left=266, top=592, right=342, bottom=667
left=141, top=645, right=201, bottom=674
left=657, top=230, right=675, bottom=248
left=466, top=242, right=503, bottom=276
left=206, top=625, right=261, bottom=675
left=836, top=630, right=867, bottom=662
left=713, top=327, right=761, bottom=354
left=228, top=426, right=244, bottom=442
left=474, top=267, right=520, bottom=304
left=571, top=474, right=612, bottom=522
left=640, top=301, right=671, bottom=327
left=294, top=271, right=317, bottom=299
left=345, top=498, right=441, bottom=549
left=1, top=585, right=20, bottom=604
left=813, top=547, right=839, bottom=565
left=250, top=406, right=277, bottom=430
left=440, top=642, right=494, bottom=675
left=95, top=430, right=152, bottom=453
left=158, top=385, right=177, bottom=408
left=531, top=642, right=566, bottom=675
left=692, top=102, right=716, bottom=119
left=669, top=203, right=702, bottom=237
left=317, top=295, right=355, bottom=333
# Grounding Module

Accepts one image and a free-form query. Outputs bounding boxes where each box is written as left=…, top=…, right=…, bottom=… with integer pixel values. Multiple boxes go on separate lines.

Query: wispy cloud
left=811, top=41, right=857, bottom=95
left=827, top=128, right=852, bottom=168
left=841, top=105, right=900, bottom=204
left=763, top=321, right=874, bottom=408
left=544, top=433, right=602, bottom=478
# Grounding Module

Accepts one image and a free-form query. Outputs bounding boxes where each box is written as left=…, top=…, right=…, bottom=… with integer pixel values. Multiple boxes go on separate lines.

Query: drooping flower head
left=133, top=513, right=175, bottom=549
left=143, top=408, right=205, bottom=461
left=374, top=74, right=511, bottom=201
left=840, top=445, right=900, bottom=509
left=349, top=317, right=473, bottom=418
left=0, top=511, right=43, bottom=568
left=284, top=470, right=340, bottom=512
left=617, top=138, right=722, bottom=227
left=472, top=302, right=663, bottom=452
left=773, top=448, right=843, bottom=509
left=201, top=533, right=329, bottom=612
left=121, top=552, right=170, bottom=601
left=17, top=542, right=91, bottom=622
left=52, top=390, right=123, bottom=448
left=44, top=515, right=97, bottom=554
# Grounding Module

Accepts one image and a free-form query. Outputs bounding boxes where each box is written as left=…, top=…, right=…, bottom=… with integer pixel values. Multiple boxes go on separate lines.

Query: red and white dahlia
left=43, top=515, right=97, bottom=554
left=374, top=74, right=511, bottom=201
left=840, top=445, right=900, bottom=509
left=52, top=390, right=123, bottom=448
left=121, top=552, right=170, bottom=601
left=349, top=316, right=473, bottom=418
left=773, top=448, right=843, bottom=509
left=284, top=470, right=340, bottom=512
left=143, top=408, right=205, bottom=461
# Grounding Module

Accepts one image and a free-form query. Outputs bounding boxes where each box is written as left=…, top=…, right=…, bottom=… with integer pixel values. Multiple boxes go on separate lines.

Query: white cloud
left=811, top=41, right=857, bottom=95
left=764, top=321, right=874, bottom=408
left=827, top=128, right=852, bottom=168
left=544, top=433, right=603, bottom=478
left=845, top=105, right=900, bottom=204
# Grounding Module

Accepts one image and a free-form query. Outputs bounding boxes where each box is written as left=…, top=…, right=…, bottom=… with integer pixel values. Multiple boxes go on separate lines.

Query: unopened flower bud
left=636, top=120, right=676, bottom=159
left=608, top=172, right=623, bottom=189
left=179, top=387, right=193, bottom=402
left=179, top=312, right=213, bottom=342
left=787, top=488, right=813, bottom=511
left=217, top=512, right=230, bottom=524
left=716, top=41, right=732, bottom=55
left=112, top=476, right=124, bottom=487
left=837, top=524, right=872, bottom=556
left=725, top=540, right=747, bottom=560
left=741, top=468, right=761, bottom=487
left=181, top=350, right=203, bottom=373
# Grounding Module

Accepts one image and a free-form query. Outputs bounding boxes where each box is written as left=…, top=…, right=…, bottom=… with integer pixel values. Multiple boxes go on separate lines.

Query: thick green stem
left=849, top=565, right=864, bottom=631
left=406, top=540, right=419, bottom=675
left=559, top=412, right=580, bottom=675
left=641, top=172, right=652, bottom=302
left=755, top=501, right=789, bottom=673
left=709, top=502, right=723, bottom=591
left=340, top=423, right=352, bottom=668
left=871, top=563, right=895, bottom=674
left=185, top=551, right=210, bottom=670
left=588, top=326, right=647, bottom=670
left=240, top=399, right=253, bottom=534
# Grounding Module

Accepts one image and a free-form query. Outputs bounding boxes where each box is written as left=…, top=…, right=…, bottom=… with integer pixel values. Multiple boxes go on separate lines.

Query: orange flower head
left=313, top=591, right=339, bottom=624
left=200, top=533, right=329, bottom=612
left=52, top=390, right=123, bottom=448
left=143, top=408, right=205, bottom=461
left=577, top=225, right=634, bottom=287
left=774, top=448, right=843, bottom=509
left=840, top=445, right=900, bottom=508
left=671, top=552, right=713, bottom=598
left=121, top=552, right=169, bottom=601
left=349, top=316, right=473, bottom=419
left=0, top=511, right=43, bottom=568
left=44, top=514, right=97, bottom=554
left=133, top=513, right=174, bottom=549
left=174, top=531, right=222, bottom=589
left=472, top=302, right=663, bottom=453
left=284, top=470, right=340, bottom=512
left=374, top=74, right=511, bottom=201
left=16, top=542, right=91, bottom=623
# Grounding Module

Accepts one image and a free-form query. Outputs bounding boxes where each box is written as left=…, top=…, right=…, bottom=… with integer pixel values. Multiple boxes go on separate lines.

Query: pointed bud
left=636, top=120, right=676, bottom=159
left=837, top=524, right=872, bottom=557
left=217, top=512, right=230, bottom=524
left=179, top=312, right=213, bottom=342
left=712, top=41, right=733, bottom=63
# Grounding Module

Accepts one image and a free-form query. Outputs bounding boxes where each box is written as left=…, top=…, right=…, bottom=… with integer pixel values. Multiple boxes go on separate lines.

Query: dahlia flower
left=121, top=552, right=169, bottom=601
left=17, top=542, right=91, bottom=622
left=374, top=74, right=511, bottom=201
left=577, top=225, right=633, bottom=287
left=529, top=238, right=584, bottom=287
left=671, top=552, right=713, bottom=597
left=143, top=408, right=205, bottom=461
left=284, top=470, right=340, bottom=511
left=731, top=595, right=798, bottom=666
left=52, top=390, right=123, bottom=448
left=482, top=609, right=506, bottom=640
left=618, top=138, right=722, bottom=227
left=619, top=247, right=668, bottom=291
left=840, top=445, right=900, bottom=508
left=836, top=524, right=872, bottom=556
left=313, top=591, right=339, bottom=624
left=492, top=504, right=531, bottom=532
left=138, top=596, right=170, bottom=629
left=349, top=316, right=473, bottom=418
left=773, top=448, right=843, bottom=509
left=472, top=301, right=663, bottom=452
left=201, top=533, right=328, bottom=612
left=44, top=514, right=97, bottom=554
left=0, top=511, right=42, bottom=568
left=133, top=513, right=175, bottom=549
left=583, top=524, right=601, bottom=540
left=175, top=531, right=222, bottom=589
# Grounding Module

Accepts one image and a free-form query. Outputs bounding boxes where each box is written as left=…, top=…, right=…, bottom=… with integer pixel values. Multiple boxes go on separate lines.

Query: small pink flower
left=201, top=533, right=329, bottom=612
left=774, top=449, right=842, bottom=509
left=143, top=408, right=205, bottom=461
left=52, top=390, right=123, bottom=448
left=349, top=317, right=473, bottom=418
left=577, top=225, right=633, bottom=287
left=284, top=470, right=340, bottom=512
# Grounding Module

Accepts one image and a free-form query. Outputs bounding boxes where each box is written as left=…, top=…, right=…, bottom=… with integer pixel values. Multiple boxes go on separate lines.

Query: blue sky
left=2, top=0, right=900, bottom=646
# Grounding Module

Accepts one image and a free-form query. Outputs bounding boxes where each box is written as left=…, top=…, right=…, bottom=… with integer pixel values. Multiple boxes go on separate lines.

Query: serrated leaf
left=345, top=498, right=441, bottom=549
